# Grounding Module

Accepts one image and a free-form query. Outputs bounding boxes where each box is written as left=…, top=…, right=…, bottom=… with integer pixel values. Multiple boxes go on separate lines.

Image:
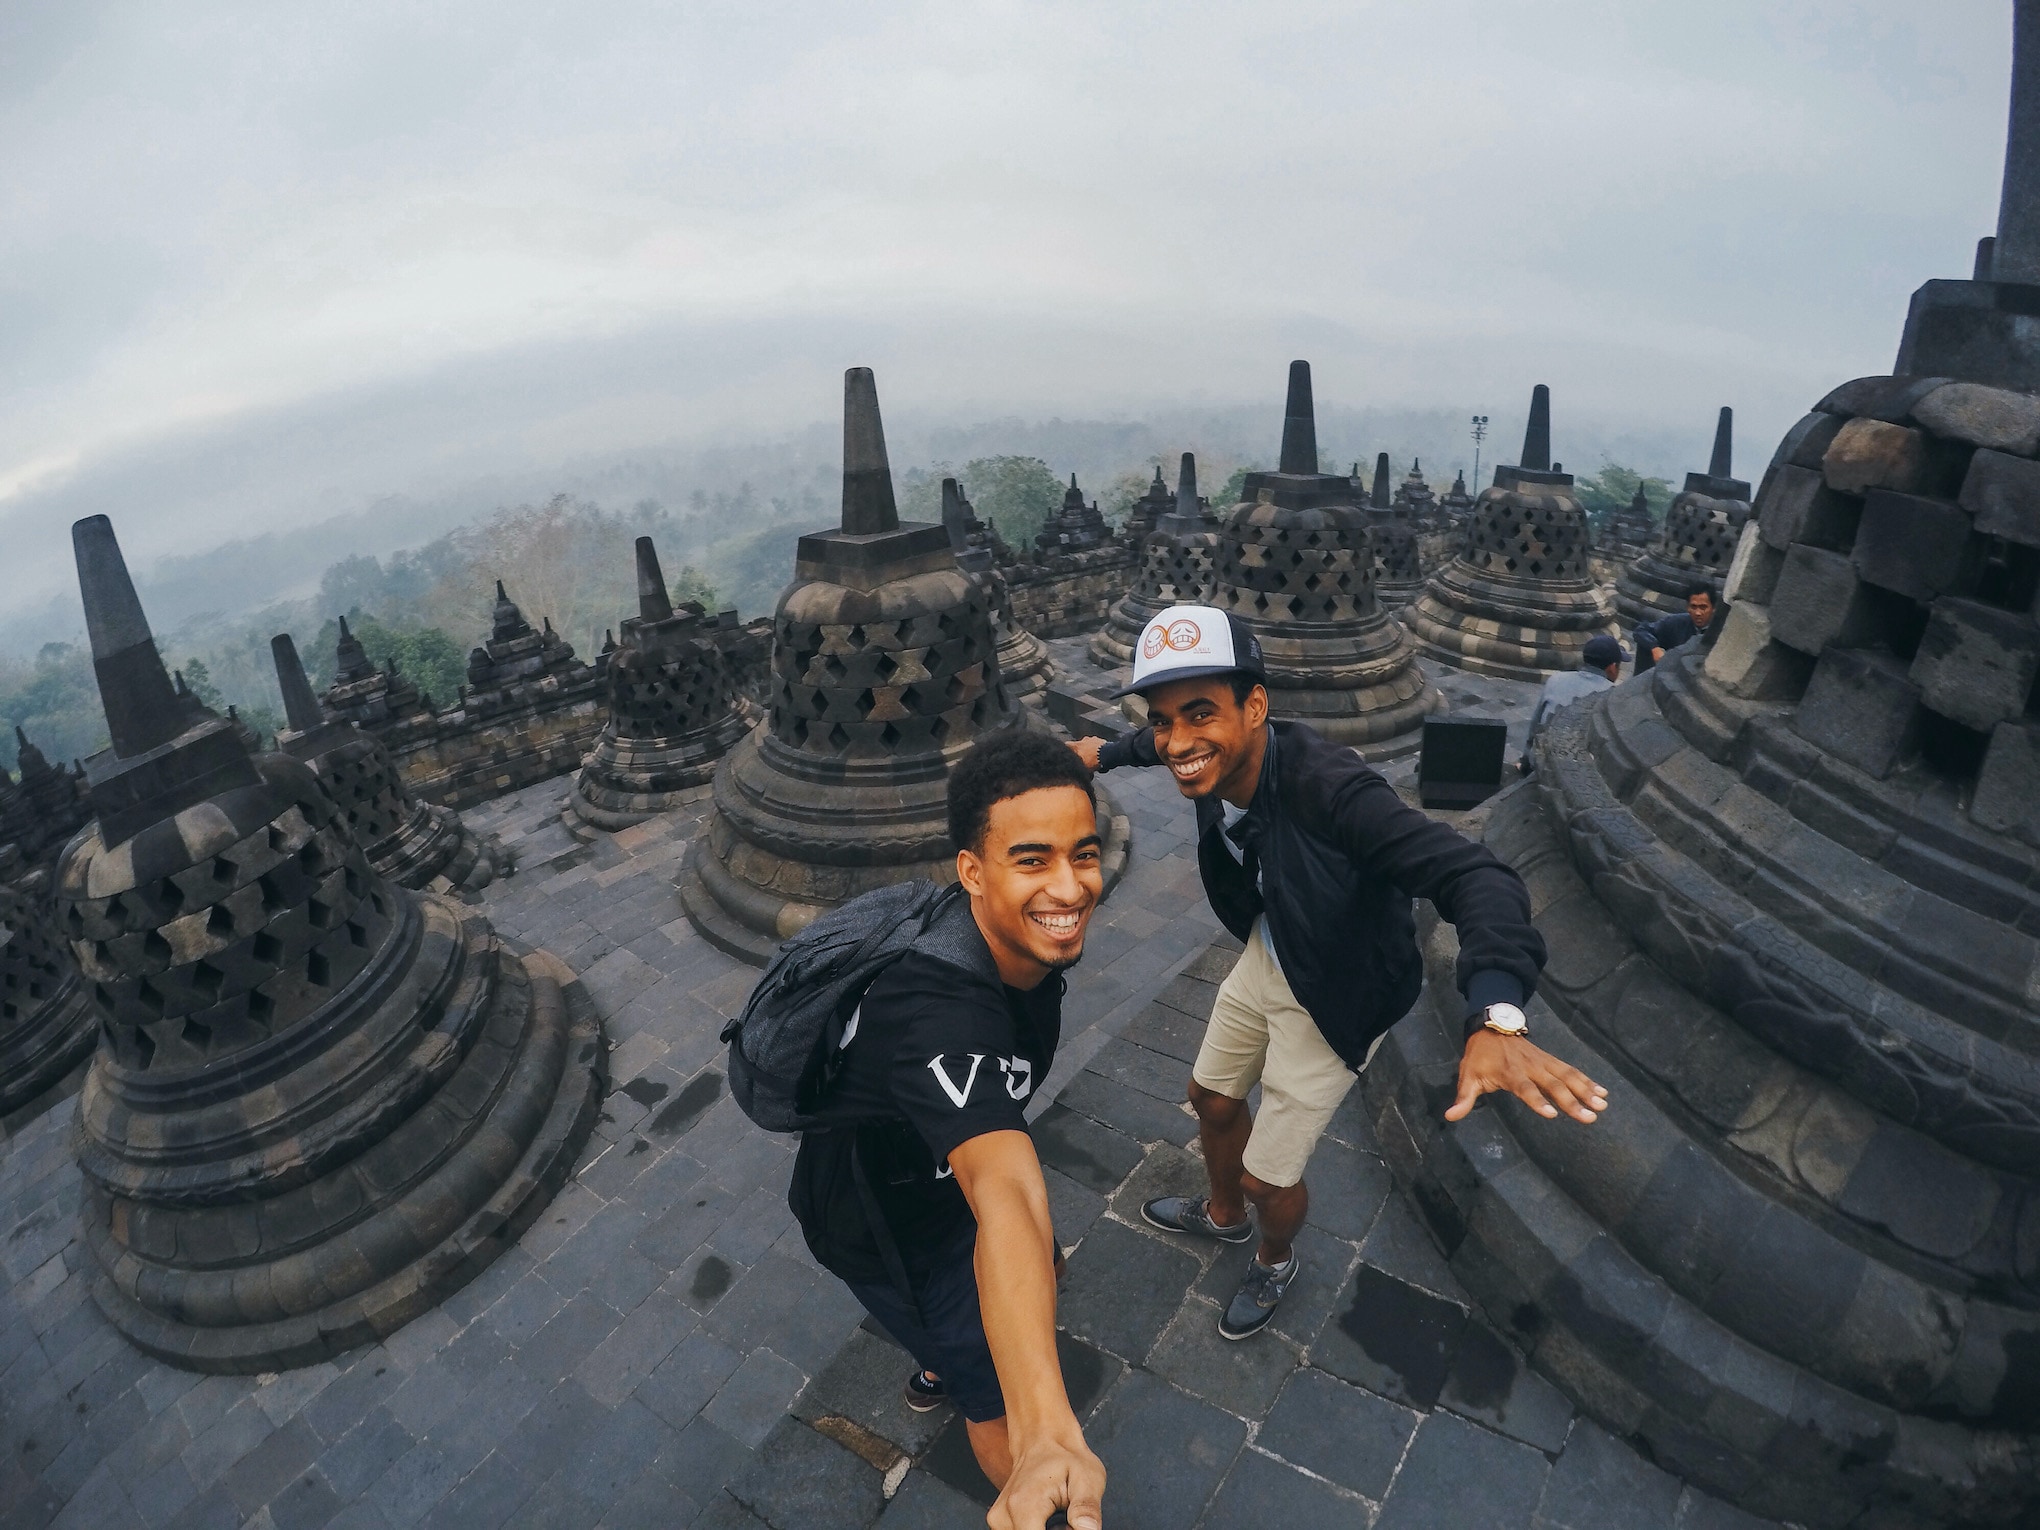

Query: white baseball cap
left=1116, top=603, right=1268, bottom=697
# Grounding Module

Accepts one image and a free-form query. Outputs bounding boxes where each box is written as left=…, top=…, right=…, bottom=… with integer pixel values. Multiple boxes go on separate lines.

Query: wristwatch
left=1480, top=1003, right=1530, bottom=1039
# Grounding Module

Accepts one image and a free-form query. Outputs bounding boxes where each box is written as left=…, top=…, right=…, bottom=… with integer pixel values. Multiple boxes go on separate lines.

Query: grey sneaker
left=1219, top=1253, right=1299, bottom=1340
left=1141, top=1195, right=1255, bottom=1243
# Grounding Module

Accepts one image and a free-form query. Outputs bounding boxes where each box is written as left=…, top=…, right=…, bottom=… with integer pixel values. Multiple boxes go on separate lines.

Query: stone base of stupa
left=1404, top=562, right=1619, bottom=682
left=996, top=624, right=1057, bottom=710
left=568, top=705, right=759, bottom=831
left=1244, top=618, right=1441, bottom=759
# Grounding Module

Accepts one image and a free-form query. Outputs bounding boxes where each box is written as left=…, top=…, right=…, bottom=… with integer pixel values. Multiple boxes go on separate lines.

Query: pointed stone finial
left=1708, top=407, right=1734, bottom=479
left=840, top=367, right=900, bottom=536
left=635, top=536, right=674, bottom=623
left=1278, top=361, right=1318, bottom=475
left=1412, top=457, right=1423, bottom=474
left=1521, top=385, right=1553, bottom=472
left=73, top=516, right=186, bottom=759
left=270, top=633, right=325, bottom=732
left=1996, top=0, right=2040, bottom=283
left=1150, top=465, right=1165, bottom=489
left=1371, top=452, right=1393, bottom=509
left=1175, top=453, right=1199, bottom=518
left=495, top=579, right=508, bottom=602
left=940, top=477, right=971, bottom=551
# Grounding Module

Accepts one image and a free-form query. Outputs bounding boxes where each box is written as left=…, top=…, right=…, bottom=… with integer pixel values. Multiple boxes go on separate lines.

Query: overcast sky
left=0, top=0, right=2015, bottom=621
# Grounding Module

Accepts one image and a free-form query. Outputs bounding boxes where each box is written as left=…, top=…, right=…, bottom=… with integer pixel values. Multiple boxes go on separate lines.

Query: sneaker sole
left=1139, top=1203, right=1256, bottom=1243
left=1217, top=1316, right=1274, bottom=1342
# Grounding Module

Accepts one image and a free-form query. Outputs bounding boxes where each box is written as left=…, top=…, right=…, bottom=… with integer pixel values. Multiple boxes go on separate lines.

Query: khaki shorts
left=1191, top=920, right=1376, bottom=1188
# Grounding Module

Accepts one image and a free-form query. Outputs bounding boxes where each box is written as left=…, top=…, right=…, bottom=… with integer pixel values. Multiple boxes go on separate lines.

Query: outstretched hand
left=990, top=1434, right=1104, bottom=1530
left=1067, top=737, right=1104, bottom=770
left=1446, top=1030, right=1606, bottom=1124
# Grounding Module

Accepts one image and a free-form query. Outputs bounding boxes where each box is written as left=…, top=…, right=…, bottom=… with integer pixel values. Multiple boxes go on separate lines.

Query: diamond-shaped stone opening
left=306, top=950, right=331, bottom=986
left=142, top=930, right=170, bottom=964
left=207, top=904, right=233, bottom=937
left=191, top=961, right=224, bottom=997
left=247, top=989, right=274, bottom=1023
left=307, top=897, right=332, bottom=929
left=252, top=932, right=281, bottom=963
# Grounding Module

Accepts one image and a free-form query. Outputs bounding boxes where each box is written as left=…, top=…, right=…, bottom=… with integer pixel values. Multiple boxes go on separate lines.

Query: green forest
left=0, top=452, right=1669, bottom=778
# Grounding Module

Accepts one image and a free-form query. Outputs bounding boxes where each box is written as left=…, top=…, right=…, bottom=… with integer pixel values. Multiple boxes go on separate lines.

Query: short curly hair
left=947, top=728, right=1097, bottom=854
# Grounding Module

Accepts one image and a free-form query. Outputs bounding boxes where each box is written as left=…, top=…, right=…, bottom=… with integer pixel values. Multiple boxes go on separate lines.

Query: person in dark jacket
left=1634, top=582, right=1717, bottom=672
left=1071, top=605, right=1605, bottom=1339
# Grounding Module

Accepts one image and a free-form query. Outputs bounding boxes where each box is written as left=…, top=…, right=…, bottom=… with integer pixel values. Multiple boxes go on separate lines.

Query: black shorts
left=843, top=1236, right=1005, bottom=1424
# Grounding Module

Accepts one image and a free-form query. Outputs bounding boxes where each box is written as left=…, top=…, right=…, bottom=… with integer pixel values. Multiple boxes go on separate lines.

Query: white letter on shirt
left=926, top=1053, right=986, bottom=1109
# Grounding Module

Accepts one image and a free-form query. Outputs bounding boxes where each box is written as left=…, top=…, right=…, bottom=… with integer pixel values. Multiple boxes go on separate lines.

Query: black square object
left=1419, top=716, right=1508, bottom=809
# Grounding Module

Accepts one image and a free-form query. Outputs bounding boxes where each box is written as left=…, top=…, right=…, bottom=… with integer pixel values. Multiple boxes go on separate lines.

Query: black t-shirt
left=788, top=944, right=1063, bottom=1285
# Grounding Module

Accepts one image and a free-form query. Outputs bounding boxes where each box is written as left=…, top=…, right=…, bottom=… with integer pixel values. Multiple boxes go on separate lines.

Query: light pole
left=1470, top=415, right=1489, bottom=488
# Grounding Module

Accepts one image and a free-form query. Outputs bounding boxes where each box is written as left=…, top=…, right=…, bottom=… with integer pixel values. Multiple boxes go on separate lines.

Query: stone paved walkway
left=0, top=649, right=1758, bottom=1530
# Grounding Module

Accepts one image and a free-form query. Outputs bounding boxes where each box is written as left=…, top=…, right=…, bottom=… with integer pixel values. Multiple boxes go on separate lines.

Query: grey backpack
left=720, top=880, right=990, bottom=1133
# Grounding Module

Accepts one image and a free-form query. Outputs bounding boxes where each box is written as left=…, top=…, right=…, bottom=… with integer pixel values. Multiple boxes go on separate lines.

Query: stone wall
left=1004, top=542, right=1139, bottom=637
left=387, top=679, right=607, bottom=809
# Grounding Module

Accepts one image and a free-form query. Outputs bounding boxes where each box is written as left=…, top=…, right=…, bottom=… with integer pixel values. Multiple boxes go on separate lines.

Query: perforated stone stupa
left=271, top=633, right=511, bottom=889
left=321, top=617, right=437, bottom=739
left=569, top=536, right=758, bottom=828
left=942, top=477, right=1056, bottom=709
left=1367, top=16, right=2040, bottom=1522
left=0, top=729, right=89, bottom=866
left=1616, top=406, right=1753, bottom=625
left=1035, top=473, right=1111, bottom=553
left=1404, top=385, right=1620, bottom=679
left=56, top=515, right=602, bottom=1371
left=1091, top=453, right=1222, bottom=667
left=679, top=368, right=1042, bottom=962
left=0, top=843, right=95, bottom=1134
left=1439, top=468, right=1475, bottom=529
left=1207, top=362, right=1437, bottom=753
left=1121, top=463, right=1175, bottom=543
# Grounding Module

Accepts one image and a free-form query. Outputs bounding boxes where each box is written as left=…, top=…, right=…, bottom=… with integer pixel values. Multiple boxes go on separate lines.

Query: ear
left=956, top=846, right=986, bottom=898
left=1245, top=684, right=1270, bottom=728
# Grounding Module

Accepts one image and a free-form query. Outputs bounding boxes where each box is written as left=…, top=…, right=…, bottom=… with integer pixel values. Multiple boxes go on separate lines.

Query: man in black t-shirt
left=788, top=731, right=1107, bottom=1530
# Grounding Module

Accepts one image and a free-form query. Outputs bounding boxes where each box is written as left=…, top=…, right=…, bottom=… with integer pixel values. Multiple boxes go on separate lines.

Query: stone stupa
left=1366, top=10, right=2040, bottom=1521
left=271, top=632, right=511, bottom=889
left=680, top=368, right=1127, bottom=963
left=2, top=728, right=90, bottom=865
left=1121, top=464, right=1175, bottom=543
left=1091, top=453, right=1223, bottom=668
left=1404, top=385, right=1620, bottom=679
left=1438, top=467, right=1475, bottom=529
left=943, top=477, right=1056, bottom=709
left=1615, top=406, right=1753, bottom=624
left=1391, top=458, right=1439, bottom=525
left=569, top=536, right=758, bottom=828
left=56, top=515, right=602, bottom=1371
left=1035, top=473, right=1111, bottom=553
left=1208, top=362, right=1438, bottom=754
left=321, top=616, right=437, bottom=737
left=0, top=841, right=95, bottom=1134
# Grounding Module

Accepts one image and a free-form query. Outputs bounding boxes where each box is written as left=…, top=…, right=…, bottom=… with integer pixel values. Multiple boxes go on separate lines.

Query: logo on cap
left=1165, top=618, right=1202, bottom=651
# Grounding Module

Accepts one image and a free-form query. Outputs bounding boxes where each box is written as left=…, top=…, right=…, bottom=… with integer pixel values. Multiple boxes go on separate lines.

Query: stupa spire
left=1708, top=406, right=1734, bottom=479
left=1371, top=452, right=1393, bottom=509
left=839, top=366, right=899, bottom=536
left=1997, top=0, right=2040, bottom=282
left=72, top=515, right=185, bottom=759
left=1175, top=452, right=1199, bottom=518
left=635, top=536, right=674, bottom=623
left=1520, top=385, right=1553, bottom=473
left=270, top=633, right=325, bottom=733
left=1278, top=360, right=1318, bottom=475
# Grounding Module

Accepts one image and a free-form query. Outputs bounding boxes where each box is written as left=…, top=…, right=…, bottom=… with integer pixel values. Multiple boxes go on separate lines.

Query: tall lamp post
left=1469, top=414, right=1489, bottom=488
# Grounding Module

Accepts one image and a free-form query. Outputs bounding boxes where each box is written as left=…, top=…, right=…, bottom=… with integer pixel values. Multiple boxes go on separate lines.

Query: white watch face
left=1484, top=1003, right=1528, bottom=1033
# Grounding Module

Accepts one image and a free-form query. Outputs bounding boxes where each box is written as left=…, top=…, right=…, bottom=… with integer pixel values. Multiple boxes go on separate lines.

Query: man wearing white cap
left=1071, top=604, right=1605, bottom=1339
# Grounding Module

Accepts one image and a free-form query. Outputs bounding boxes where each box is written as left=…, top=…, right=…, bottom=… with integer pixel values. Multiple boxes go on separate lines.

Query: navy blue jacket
left=1097, top=720, right=1544, bottom=1068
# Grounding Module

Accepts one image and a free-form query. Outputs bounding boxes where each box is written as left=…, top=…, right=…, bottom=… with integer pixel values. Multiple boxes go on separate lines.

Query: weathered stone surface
left=0, top=848, right=95, bottom=1133
left=1821, top=417, right=1933, bottom=496
left=1721, top=524, right=1784, bottom=607
left=1959, top=446, right=2040, bottom=547
left=1700, top=604, right=1810, bottom=702
left=1769, top=411, right=1846, bottom=472
left=1792, top=648, right=1921, bottom=779
left=1973, top=719, right=2040, bottom=844
left=1914, top=380, right=2040, bottom=454
left=1756, top=465, right=1860, bottom=553
left=1766, top=546, right=1879, bottom=655
left=1908, top=597, right=2040, bottom=732
left=1850, top=491, right=1973, bottom=602
left=54, top=515, right=605, bottom=1372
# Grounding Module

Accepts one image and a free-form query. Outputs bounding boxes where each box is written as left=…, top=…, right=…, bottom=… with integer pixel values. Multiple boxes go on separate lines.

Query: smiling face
left=955, top=783, right=1104, bottom=989
left=1142, top=674, right=1270, bottom=807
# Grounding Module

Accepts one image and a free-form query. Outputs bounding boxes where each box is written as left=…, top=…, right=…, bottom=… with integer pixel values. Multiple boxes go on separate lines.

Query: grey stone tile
left=1029, top=1104, right=1143, bottom=1195
left=179, top=1398, right=276, bottom=1492
left=267, top=1467, right=345, bottom=1530
left=635, top=1331, right=745, bottom=1431
left=791, top=1327, right=949, bottom=1460
left=1041, top=1166, right=1106, bottom=1249
left=1102, top=1142, right=1215, bottom=1232
left=1300, top=1136, right=1392, bottom=1244
left=1440, top=1321, right=1574, bottom=1455
left=726, top=1418, right=884, bottom=1530
left=1311, top=1264, right=1469, bottom=1411
left=1261, top=1365, right=1417, bottom=1502
left=315, top=1411, right=416, bottom=1505
left=575, top=1289, right=698, bottom=1408
left=872, top=1470, right=985, bottom=1529
left=428, top=1359, right=547, bottom=1466
left=1672, top=1487, right=1786, bottom=1530
left=381, top=1366, right=471, bottom=1443
left=700, top=1349, right=806, bottom=1451
left=414, top=1452, right=536, bottom=1530
left=633, top=1181, right=746, bottom=1270
left=1088, top=1037, right=1192, bottom=1106
left=515, top=1292, right=626, bottom=1379
left=1358, top=1192, right=1470, bottom=1304
left=1199, top=1447, right=1374, bottom=1529
left=1056, top=1218, right=1201, bottom=1364
left=542, top=1202, right=651, bottom=1299
left=1536, top=1419, right=1682, bottom=1530
left=129, top=1456, right=202, bottom=1530
left=1085, top=1370, right=1246, bottom=1529
left=1144, top=1295, right=1301, bottom=1419
left=707, top=1186, right=798, bottom=1268
left=359, top=1439, right=463, bottom=1530
left=221, top=1418, right=322, bottom=1517
left=553, top=1398, right=678, bottom=1508
left=668, top=1245, right=747, bottom=1316
left=702, top=1253, right=860, bottom=1375
left=1374, top=1410, right=1548, bottom=1530
left=491, top=1380, right=610, bottom=1488
left=500, top=1478, right=602, bottom=1530
left=480, top=1271, right=567, bottom=1350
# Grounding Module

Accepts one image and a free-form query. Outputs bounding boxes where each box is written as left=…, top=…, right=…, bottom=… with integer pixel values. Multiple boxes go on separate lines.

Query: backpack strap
left=848, top=1129, right=922, bottom=1321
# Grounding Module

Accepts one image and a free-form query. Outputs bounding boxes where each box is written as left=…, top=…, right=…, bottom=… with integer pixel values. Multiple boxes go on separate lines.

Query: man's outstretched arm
left=949, top=1129, right=1105, bottom=1530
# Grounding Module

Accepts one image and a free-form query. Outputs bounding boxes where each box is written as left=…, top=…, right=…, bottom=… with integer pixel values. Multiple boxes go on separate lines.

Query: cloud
left=0, top=0, right=2013, bottom=619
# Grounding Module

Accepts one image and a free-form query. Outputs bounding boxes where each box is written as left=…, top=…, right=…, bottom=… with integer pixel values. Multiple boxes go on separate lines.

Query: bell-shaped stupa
left=1367, top=12, right=2040, bottom=1521
left=271, top=633, right=511, bottom=889
left=0, top=842, right=95, bottom=1133
left=681, top=368, right=1092, bottom=963
left=1035, top=473, right=1111, bottom=553
left=943, top=478, right=1056, bottom=708
left=56, top=516, right=602, bottom=1371
left=569, top=537, right=758, bottom=828
left=1615, top=407, right=1753, bottom=624
left=1207, top=362, right=1437, bottom=754
left=1121, top=464, right=1175, bottom=543
left=1091, top=453, right=1224, bottom=667
left=1438, top=468, right=1475, bottom=529
left=1404, top=385, right=1620, bottom=678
